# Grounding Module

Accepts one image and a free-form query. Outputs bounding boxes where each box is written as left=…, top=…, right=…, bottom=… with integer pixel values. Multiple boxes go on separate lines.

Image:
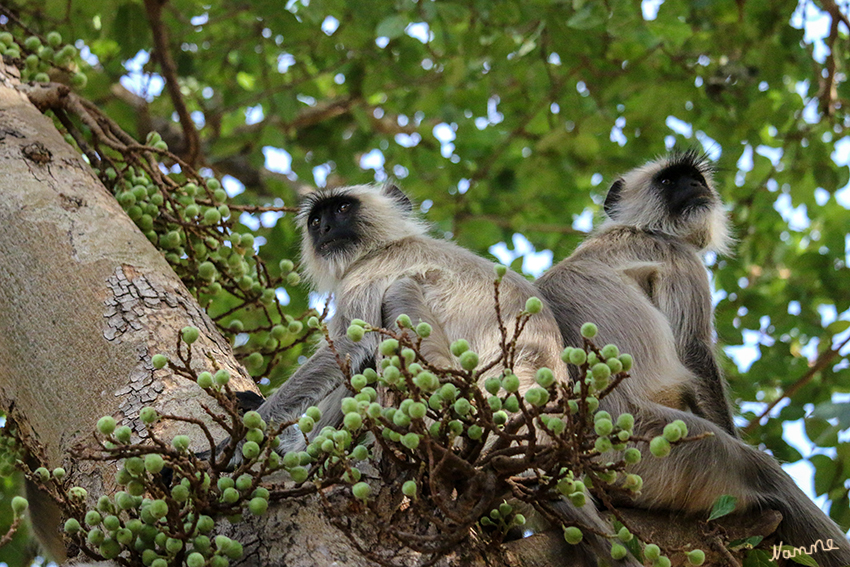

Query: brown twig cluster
left=309, top=279, right=715, bottom=566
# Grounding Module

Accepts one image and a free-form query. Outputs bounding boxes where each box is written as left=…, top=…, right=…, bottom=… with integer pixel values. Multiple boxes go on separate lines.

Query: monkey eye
left=309, top=216, right=320, bottom=228
left=337, top=202, right=350, bottom=214
left=660, top=177, right=672, bottom=185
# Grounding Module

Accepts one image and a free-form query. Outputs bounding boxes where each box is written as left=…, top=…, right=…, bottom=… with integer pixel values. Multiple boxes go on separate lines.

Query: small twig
left=227, top=203, right=299, bottom=214
left=143, top=0, right=200, bottom=165
left=0, top=516, right=23, bottom=548
left=52, top=107, right=100, bottom=166
left=743, top=334, right=850, bottom=434
left=712, top=535, right=742, bottom=567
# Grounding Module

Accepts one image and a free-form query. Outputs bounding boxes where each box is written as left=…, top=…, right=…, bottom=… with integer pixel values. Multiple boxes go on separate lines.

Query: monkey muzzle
left=670, top=180, right=714, bottom=214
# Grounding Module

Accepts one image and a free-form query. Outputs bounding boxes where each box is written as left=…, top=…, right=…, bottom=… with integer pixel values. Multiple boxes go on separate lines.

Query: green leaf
left=236, top=72, right=256, bottom=91
left=741, top=549, right=777, bottom=567
left=810, top=454, right=838, bottom=496
left=376, top=15, right=407, bottom=39
left=707, top=494, right=738, bottom=521
left=829, top=493, right=850, bottom=527
left=729, top=535, right=764, bottom=551
left=566, top=3, right=608, bottom=30
left=812, top=400, right=850, bottom=429
left=783, top=546, right=819, bottom=567
left=647, top=17, right=693, bottom=49
left=826, top=320, right=850, bottom=334
left=804, top=417, right=840, bottom=448
left=112, top=3, right=150, bottom=60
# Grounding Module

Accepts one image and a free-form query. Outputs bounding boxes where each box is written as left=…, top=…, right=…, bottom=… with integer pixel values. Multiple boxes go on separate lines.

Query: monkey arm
left=251, top=276, right=456, bottom=455
left=622, top=403, right=850, bottom=566
left=381, top=277, right=438, bottom=329
left=222, top=282, right=387, bottom=457
left=381, top=277, right=454, bottom=367
left=649, top=249, right=739, bottom=438
left=254, top=341, right=365, bottom=448
left=615, top=245, right=740, bottom=439
left=217, top=332, right=379, bottom=459
left=682, top=339, right=739, bottom=438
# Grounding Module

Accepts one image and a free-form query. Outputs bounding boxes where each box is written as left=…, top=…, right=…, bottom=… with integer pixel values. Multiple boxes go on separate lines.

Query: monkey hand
left=198, top=416, right=306, bottom=472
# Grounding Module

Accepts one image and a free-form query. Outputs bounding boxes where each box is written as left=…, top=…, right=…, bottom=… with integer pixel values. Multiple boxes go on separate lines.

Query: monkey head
left=297, top=183, right=428, bottom=293
left=602, top=150, right=732, bottom=254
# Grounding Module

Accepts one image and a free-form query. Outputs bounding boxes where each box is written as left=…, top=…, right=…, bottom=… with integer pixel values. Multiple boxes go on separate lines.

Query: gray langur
left=253, top=182, right=574, bottom=450
left=536, top=151, right=850, bottom=566
left=241, top=182, right=636, bottom=565
left=546, top=150, right=737, bottom=435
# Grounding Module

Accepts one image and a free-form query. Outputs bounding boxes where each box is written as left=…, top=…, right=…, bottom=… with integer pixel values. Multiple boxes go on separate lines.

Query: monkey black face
left=603, top=151, right=717, bottom=222
left=654, top=160, right=714, bottom=215
left=306, top=195, right=362, bottom=257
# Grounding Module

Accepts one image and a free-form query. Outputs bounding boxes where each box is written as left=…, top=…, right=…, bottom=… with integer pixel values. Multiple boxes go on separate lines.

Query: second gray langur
left=536, top=151, right=850, bottom=566
left=241, top=182, right=636, bottom=566
left=547, top=150, right=737, bottom=435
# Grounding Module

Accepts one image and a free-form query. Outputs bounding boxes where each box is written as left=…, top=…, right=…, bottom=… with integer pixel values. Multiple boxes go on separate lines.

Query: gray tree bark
left=0, top=61, right=257, bottom=563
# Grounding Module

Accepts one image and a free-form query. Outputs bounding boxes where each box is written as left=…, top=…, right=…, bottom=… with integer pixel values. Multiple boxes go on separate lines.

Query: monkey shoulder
left=544, top=227, right=709, bottom=310
left=599, top=227, right=709, bottom=280
left=591, top=226, right=682, bottom=258
left=339, top=236, right=512, bottom=326
left=354, top=236, right=510, bottom=287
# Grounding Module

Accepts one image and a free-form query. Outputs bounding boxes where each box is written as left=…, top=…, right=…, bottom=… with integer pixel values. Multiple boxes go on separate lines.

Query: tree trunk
left=0, top=62, right=257, bottom=562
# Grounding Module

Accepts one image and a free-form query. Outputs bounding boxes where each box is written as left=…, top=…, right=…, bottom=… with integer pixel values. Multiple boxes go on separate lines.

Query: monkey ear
left=381, top=182, right=413, bottom=213
left=603, top=179, right=624, bottom=218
